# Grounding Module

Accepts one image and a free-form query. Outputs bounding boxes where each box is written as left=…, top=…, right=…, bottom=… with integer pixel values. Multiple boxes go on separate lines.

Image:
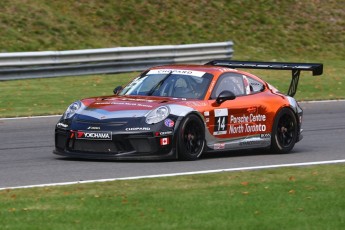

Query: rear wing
left=205, top=60, right=323, bottom=97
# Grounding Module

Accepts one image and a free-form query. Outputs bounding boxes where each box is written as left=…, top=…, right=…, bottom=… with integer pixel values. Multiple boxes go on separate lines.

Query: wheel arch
left=286, top=96, right=303, bottom=125
left=270, top=106, right=299, bottom=154
left=174, top=111, right=206, bottom=160
left=275, top=105, right=299, bottom=123
left=271, top=99, right=301, bottom=133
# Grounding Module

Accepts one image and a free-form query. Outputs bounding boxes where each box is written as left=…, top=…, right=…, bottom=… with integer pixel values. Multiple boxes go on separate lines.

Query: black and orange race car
left=54, top=60, right=323, bottom=160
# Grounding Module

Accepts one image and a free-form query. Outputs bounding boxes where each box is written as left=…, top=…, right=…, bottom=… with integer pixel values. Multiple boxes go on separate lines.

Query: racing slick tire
left=270, top=108, right=298, bottom=154
left=177, top=114, right=205, bottom=161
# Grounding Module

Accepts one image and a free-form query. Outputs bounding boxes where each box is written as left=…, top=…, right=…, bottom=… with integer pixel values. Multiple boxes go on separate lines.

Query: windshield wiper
left=147, top=71, right=173, bottom=96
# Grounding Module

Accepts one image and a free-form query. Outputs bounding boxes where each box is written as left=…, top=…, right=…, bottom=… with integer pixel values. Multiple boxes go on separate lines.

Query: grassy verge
left=1, top=59, right=344, bottom=118
left=1, top=164, right=344, bottom=229
left=0, top=73, right=134, bottom=117
left=1, top=1, right=344, bottom=61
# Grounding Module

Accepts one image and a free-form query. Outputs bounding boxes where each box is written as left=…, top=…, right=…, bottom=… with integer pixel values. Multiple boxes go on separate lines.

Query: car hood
left=76, top=95, right=187, bottom=120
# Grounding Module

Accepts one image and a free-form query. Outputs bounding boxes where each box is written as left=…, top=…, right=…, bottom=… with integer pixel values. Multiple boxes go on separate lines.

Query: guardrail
left=0, top=41, right=233, bottom=81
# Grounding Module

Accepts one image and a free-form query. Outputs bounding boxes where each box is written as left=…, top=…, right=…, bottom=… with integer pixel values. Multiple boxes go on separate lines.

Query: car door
left=207, top=72, right=269, bottom=141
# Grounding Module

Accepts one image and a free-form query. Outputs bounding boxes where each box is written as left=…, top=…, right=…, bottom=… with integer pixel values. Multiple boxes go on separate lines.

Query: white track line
left=300, top=99, right=345, bottom=103
left=1, top=159, right=344, bottom=191
left=0, top=115, right=61, bottom=121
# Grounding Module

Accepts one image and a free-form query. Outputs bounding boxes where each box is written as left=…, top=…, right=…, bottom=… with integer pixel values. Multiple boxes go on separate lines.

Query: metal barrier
left=0, top=41, right=233, bottom=81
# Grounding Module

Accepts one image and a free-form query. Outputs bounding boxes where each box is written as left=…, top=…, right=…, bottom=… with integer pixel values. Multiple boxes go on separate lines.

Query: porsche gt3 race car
left=54, top=60, right=323, bottom=160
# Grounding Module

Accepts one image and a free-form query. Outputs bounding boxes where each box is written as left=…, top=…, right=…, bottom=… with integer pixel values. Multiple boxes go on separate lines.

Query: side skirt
left=206, top=134, right=271, bottom=151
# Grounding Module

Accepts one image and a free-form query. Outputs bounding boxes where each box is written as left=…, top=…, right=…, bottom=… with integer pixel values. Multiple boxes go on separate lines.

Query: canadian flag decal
left=160, top=137, right=170, bottom=146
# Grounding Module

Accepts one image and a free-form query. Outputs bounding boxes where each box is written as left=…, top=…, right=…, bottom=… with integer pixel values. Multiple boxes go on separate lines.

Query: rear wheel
left=177, top=114, right=205, bottom=160
left=270, top=108, right=298, bottom=154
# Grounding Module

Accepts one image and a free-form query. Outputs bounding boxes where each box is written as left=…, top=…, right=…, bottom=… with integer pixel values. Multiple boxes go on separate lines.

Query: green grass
left=1, top=164, right=344, bottom=229
left=1, top=1, right=344, bottom=61
left=0, top=73, right=135, bottom=117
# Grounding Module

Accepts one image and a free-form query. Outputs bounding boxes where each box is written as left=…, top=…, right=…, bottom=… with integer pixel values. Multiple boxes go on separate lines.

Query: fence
left=0, top=41, right=233, bottom=81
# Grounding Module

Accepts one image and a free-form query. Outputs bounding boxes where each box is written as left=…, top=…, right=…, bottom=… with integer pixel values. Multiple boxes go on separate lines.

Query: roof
left=150, top=64, right=237, bottom=75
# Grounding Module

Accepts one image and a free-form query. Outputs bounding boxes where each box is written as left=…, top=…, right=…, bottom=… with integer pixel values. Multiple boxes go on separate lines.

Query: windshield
left=119, top=69, right=213, bottom=99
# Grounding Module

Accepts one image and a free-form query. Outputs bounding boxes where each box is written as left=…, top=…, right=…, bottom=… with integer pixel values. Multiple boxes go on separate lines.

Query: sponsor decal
left=211, top=109, right=268, bottom=136
left=148, top=69, right=206, bottom=77
left=119, top=97, right=154, bottom=103
left=214, top=108, right=228, bottom=117
left=230, top=114, right=266, bottom=123
left=186, top=101, right=208, bottom=107
left=205, top=118, right=210, bottom=123
left=250, top=82, right=262, bottom=86
left=239, top=139, right=269, bottom=146
left=164, top=119, right=175, bottom=128
left=159, top=131, right=173, bottom=136
left=87, top=126, right=101, bottom=130
left=160, top=137, right=170, bottom=146
left=76, top=131, right=112, bottom=140
left=125, top=127, right=151, bottom=131
left=213, top=109, right=228, bottom=135
left=155, top=131, right=173, bottom=136
left=214, top=143, right=225, bottom=150
left=204, top=111, right=209, bottom=116
left=95, top=101, right=153, bottom=108
left=229, top=123, right=267, bottom=134
left=229, top=113, right=267, bottom=135
left=57, top=122, right=68, bottom=128
left=247, top=107, right=257, bottom=113
left=239, top=141, right=257, bottom=146
left=260, top=133, right=271, bottom=139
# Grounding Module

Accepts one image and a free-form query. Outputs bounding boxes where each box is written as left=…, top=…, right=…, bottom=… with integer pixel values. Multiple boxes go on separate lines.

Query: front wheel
left=177, top=114, right=205, bottom=160
left=270, top=108, right=298, bottom=154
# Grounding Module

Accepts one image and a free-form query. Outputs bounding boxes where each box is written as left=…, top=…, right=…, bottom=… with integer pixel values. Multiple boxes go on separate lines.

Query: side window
left=211, top=73, right=245, bottom=99
left=247, top=76, right=264, bottom=93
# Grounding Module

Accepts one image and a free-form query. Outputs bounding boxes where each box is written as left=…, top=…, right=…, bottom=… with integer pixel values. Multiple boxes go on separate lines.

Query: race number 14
left=213, top=109, right=228, bottom=135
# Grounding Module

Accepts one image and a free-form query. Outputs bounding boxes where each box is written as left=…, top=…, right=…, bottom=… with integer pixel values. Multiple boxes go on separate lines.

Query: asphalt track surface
left=0, top=101, right=344, bottom=189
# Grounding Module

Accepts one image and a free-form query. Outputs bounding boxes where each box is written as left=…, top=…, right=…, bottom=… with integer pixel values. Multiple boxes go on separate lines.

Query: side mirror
left=216, top=90, right=236, bottom=104
left=113, top=86, right=123, bottom=95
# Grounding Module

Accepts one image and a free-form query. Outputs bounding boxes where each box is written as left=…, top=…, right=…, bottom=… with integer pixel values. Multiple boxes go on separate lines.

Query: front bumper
left=54, top=129, right=176, bottom=160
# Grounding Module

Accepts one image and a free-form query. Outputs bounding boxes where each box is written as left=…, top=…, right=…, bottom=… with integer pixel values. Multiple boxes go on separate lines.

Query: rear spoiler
left=205, top=60, right=323, bottom=97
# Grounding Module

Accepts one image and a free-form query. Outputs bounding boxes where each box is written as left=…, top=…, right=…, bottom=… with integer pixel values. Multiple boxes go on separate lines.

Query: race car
left=54, top=60, right=323, bottom=160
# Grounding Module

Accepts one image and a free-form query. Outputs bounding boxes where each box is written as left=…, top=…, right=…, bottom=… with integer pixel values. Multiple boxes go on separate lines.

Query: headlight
left=63, top=101, right=82, bottom=119
left=145, top=106, right=170, bottom=124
